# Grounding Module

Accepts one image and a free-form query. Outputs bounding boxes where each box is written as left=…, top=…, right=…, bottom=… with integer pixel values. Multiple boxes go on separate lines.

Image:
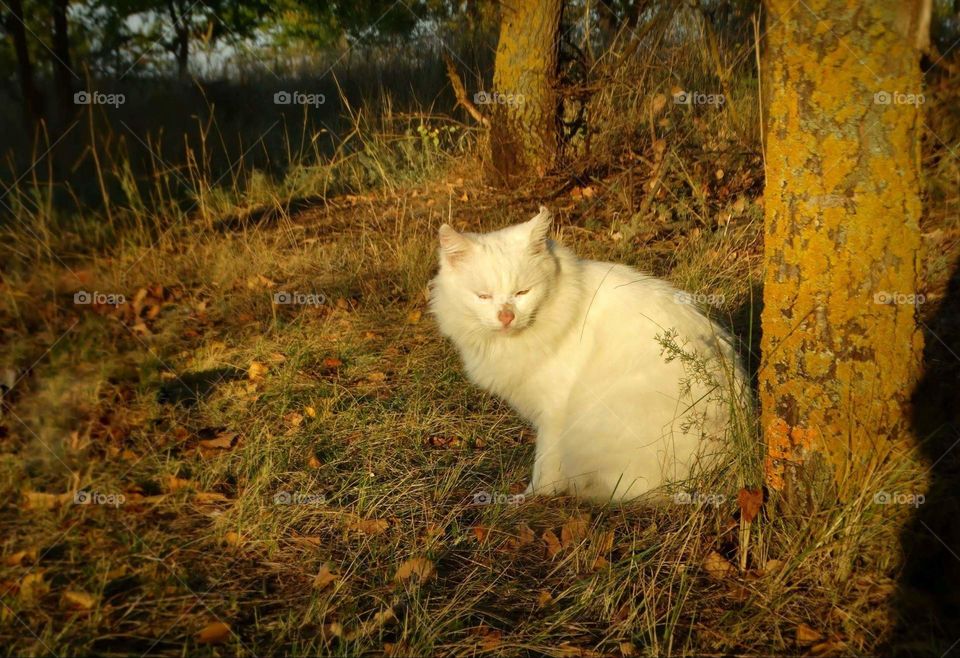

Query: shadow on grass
left=892, top=255, right=960, bottom=655
left=157, top=366, right=246, bottom=406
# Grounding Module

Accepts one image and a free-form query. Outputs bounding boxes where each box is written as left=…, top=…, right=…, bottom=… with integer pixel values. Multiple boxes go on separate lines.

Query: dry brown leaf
left=194, top=492, right=230, bottom=503
left=796, top=623, right=824, bottom=645
left=196, top=621, right=232, bottom=644
left=560, top=515, right=590, bottom=548
left=591, top=556, right=610, bottom=571
left=247, top=361, right=268, bottom=381
left=537, top=589, right=553, bottom=607
left=515, top=523, right=536, bottom=546
left=407, top=309, right=422, bottom=324
left=22, top=490, right=71, bottom=510
left=5, top=549, right=38, bottom=566
left=164, top=476, right=195, bottom=492
left=346, top=517, right=390, bottom=535
left=471, top=526, right=490, bottom=543
left=763, top=559, right=785, bottom=575
left=224, top=531, right=243, bottom=547
left=307, top=455, right=322, bottom=469
left=543, top=530, right=562, bottom=559
left=737, top=488, right=763, bottom=523
left=703, top=550, right=736, bottom=579
left=395, top=557, right=434, bottom=584
left=367, top=371, right=387, bottom=383
left=323, top=357, right=343, bottom=369
left=19, top=572, right=48, bottom=601
left=313, top=564, right=339, bottom=590
left=304, top=406, right=317, bottom=418
left=595, top=530, right=615, bottom=552
left=620, top=641, right=638, bottom=657
left=199, top=431, right=237, bottom=450
left=62, top=590, right=97, bottom=610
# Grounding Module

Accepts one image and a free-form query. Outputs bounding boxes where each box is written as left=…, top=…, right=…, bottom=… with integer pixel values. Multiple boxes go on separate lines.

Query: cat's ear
left=438, top=224, right=472, bottom=265
left=527, top=205, right=554, bottom=252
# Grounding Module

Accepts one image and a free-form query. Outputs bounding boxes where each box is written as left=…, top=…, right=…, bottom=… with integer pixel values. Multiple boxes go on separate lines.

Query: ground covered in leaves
left=1, top=159, right=956, bottom=656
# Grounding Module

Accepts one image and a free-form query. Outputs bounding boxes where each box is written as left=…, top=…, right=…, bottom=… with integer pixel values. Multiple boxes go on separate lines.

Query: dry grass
left=1, top=13, right=957, bottom=655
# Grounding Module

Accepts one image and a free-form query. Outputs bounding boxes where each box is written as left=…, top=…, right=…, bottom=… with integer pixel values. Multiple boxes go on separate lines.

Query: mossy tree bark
left=487, top=0, right=563, bottom=185
left=760, top=0, right=927, bottom=506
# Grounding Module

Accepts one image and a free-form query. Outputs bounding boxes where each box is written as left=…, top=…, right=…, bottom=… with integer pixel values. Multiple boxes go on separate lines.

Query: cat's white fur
left=430, top=206, right=744, bottom=502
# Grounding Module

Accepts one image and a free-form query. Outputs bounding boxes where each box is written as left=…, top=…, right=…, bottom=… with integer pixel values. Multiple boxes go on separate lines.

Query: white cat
left=430, top=206, right=745, bottom=502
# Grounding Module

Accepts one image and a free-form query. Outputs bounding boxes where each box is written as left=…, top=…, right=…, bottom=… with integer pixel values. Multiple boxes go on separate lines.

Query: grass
left=2, top=11, right=958, bottom=656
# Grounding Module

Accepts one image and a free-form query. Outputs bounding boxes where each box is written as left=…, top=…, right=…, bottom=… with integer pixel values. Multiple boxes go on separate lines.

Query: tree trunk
left=50, top=0, right=74, bottom=128
left=760, top=0, right=926, bottom=506
left=487, top=0, right=563, bottom=185
left=6, top=0, right=43, bottom=130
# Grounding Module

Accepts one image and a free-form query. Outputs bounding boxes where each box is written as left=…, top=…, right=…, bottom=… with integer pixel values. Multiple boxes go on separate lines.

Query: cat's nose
left=497, top=308, right=515, bottom=327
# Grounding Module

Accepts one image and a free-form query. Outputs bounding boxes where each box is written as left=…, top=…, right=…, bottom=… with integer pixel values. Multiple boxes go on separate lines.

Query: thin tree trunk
left=487, top=0, right=563, bottom=185
left=6, top=0, right=43, bottom=130
left=50, top=0, right=74, bottom=127
left=760, top=0, right=927, bottom=509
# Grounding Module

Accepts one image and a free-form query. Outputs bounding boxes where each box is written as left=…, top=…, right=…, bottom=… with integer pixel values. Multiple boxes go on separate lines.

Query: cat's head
left=431, top=206, right=559, bottom=335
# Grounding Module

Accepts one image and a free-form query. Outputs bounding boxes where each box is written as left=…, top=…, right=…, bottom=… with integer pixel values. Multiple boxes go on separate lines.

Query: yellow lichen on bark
left=487, top=0, right=563, bottom=184
left=760, top=0, right=924, bottom=499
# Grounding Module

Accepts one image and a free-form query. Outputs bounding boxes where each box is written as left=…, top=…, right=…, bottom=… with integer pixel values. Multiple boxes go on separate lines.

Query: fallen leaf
left=322, top=357, right=343, bottom=369
left=22, top=490, right=71, bottom=510
left=304, top=406, right=317, bottom=418
left=537, top=590, right=553, bottom=607
left=737, top=488, right=763, bottom=523
left=313, top=564, right=339, bottom=590
left=346, top=517, right=390, bottom=535
left=561, top=515, right=590, bottom=548
left=224, top=531, right=243, bottom=547
left=62, top=590, right=97, bottom=610
left=194, top=492, right=230, bottom=503
left=763, top=559, right=785, bottom=575
left=796, top=623, right=824, bottom=645
left=366, top=371, right=387, bottom=383
left=543, top=530, right=562, bottom=559
left=407, top=309, right=422, bottom=324
left=248, top=361, right=268, bottom=381
left=307, top=455, right=322, bottom=469
left=591, top=556, right=610, bottom=571
left=471, top=526, right=490, bottom=543
left=395, top=557, right=434, bottom=584
left=164, top=476, right=195, bottom=492
left=5, top=549, right=38, bottom=566
left=199, top=431, right=237, bottom=450
left=620, top=641, right=638, bottom=657
left=703, top=550, right=736, bottom=579
left=515, top=523, right=536, bottom=547
left=196, top=621, right=232, bottom=644
left=19, top=572, right=48, bottom=602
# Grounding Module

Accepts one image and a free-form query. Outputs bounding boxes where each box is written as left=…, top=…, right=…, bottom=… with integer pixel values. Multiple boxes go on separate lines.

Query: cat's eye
left=515, top=289, right=531, bottom=296
left=476, top=293, right=492, bottom=300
